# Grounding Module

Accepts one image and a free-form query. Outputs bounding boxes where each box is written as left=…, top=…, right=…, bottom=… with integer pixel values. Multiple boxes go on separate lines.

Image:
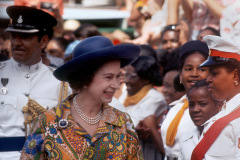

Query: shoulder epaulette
left=0, top=61, right=7, bottom=69
left=48, top=65, right=56, bottom=72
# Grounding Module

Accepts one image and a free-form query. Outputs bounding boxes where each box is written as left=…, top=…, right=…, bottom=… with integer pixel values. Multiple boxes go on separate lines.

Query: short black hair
left=211, top=60, right=240, bottom=79
left=139, top=44, right=157, bottom=61
left=37, top=28, right=54, bottom=41
left=187, top=79, right=208, bottom=98
left=198, top=27, right=220, bottom=36
left=159, top=47, right=180, bottom=76
left=51, top=37, right=69, bottom=51
left=160, top=24, right=179, bottom=41
left=131, top=55, right=162, bottom=86
left=174, top=73, right=185, bottom=92
left=73, top=23, right=101, bottom=39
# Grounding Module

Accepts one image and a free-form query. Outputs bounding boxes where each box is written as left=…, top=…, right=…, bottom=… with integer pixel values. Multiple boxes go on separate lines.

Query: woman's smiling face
left=180, top=52, right=209, bottom=91
left=124, top=65, right=148, bottom=96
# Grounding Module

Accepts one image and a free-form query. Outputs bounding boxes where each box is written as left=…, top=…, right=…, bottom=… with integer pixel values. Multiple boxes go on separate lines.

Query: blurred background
left=0, top=0, right=134, bottom=37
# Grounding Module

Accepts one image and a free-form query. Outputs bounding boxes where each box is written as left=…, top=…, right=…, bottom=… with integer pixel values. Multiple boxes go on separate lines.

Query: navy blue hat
left=5, top=5, right=57, bottom=33
left=54, top=36, right=141, bottom=81
left=179, top=40, right=209, bottom=61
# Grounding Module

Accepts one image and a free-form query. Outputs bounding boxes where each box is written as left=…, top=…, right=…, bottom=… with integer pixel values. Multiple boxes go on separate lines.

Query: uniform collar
left=181, top=127, right=199, bottom=142
left=169, top=94, right=186, bottom=107
left=200, top=94, right=240, bottom=127
left=225, top=93, right=240, bottom=114
left=11, top=58, right=42, bottom=73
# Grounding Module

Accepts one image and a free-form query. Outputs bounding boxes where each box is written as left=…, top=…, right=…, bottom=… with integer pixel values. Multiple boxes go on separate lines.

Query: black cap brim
left=199, top=56, right=231, bottom=67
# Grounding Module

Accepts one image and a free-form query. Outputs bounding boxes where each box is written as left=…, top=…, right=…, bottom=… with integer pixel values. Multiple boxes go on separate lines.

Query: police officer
left=0, top=6, right=69, bottom=160
left=191, top=35, right=240, bottom=160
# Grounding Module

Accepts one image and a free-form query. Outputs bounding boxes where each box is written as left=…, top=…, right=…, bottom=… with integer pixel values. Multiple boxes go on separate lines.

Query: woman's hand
left=135, top=120, right=151, bottom=139
left=175, top=20, right=190, bottom=46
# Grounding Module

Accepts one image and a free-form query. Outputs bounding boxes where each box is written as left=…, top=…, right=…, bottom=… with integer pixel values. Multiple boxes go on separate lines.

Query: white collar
left=169, top=94, right=186, bottom=106
left=225, top=93, right=240, bottom=114
left=202, top=93, right=240, bottom=127
left=12, top=58, right=42, bottom=73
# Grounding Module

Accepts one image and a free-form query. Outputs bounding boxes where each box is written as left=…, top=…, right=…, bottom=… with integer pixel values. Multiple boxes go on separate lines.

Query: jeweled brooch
left=58, top=119, right=68, bottom=129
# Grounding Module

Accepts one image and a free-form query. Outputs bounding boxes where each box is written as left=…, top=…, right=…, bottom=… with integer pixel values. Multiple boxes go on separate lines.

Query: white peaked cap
left=203, top=35, right=240, bottom=54
left=199, top=35, right=240, bottom=67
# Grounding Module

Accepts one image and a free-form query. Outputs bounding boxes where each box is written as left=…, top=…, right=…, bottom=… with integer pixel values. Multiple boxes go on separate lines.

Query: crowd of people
left=1, top=0, right=240, bottom=160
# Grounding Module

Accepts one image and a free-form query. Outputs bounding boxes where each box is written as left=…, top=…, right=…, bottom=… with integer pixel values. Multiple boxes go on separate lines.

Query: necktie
left=166, top=98, right=189, bottom=146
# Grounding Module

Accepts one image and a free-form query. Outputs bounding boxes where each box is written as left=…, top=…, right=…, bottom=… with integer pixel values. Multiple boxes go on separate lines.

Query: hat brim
left=53, top=44, right=140, bottom=81
left=199, top=56, right=228, bottom=67
left=5, top=27, right=39, bottom=33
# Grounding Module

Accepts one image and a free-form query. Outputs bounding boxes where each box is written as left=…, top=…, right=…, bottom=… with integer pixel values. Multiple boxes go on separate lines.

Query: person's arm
left=143, top=115, right=165, bottom=156
left=135, top=120, right=152, bottom=140
left=167, top=0, right=180, bottom=25
left=20, top=114, right=46, bottom=160
left=175, top=20, right=190, bottom=46
left=52, top=2, right=64, bottom=37
left=150, top=126, right=165, bottom=156
left=180, top=0, right=193, bottom=22
left=128, top=1, right=142, bottom=25
left=125, top=0, right=134, bottom=11
left=202, top=0, right=225, bottom=19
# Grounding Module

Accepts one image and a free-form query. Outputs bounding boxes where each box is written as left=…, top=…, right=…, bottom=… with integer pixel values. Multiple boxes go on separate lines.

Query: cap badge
left=17, top=15, right=23, bottom=24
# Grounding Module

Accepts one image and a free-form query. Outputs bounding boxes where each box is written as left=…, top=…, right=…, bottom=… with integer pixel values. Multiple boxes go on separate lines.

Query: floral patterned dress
left=20, top=94, right=143, bottom=160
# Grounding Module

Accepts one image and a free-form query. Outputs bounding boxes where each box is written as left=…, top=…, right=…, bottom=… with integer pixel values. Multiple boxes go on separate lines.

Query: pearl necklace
left=73, top=96, right=102, bottom=125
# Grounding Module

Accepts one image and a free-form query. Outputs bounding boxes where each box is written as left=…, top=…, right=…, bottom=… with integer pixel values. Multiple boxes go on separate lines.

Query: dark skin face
left=162, top=70, right=185, bottom=105
left=162, top=30, right=180, bottom=53
left=124, top=65, right=149, bottom=96
left=2, top=39, right=12, bottom=59
left=197, top=29, right=217, bottom=42
left=207, top=66, right=239, bottom=101
left=10, top=32, right=48, bottom=66
left=45, top=39, right=64, bottom=58
left=188, top=86, right=222, bottom=134
left=180, top=52, right=209, bottom=92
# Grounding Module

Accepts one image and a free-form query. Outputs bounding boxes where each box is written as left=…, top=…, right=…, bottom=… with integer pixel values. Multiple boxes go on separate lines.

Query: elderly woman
left=118, top=55, right=167, bottom=160
left=191, top=35, right=240, bottom=159
left=20, top=36, right=143, bottom=160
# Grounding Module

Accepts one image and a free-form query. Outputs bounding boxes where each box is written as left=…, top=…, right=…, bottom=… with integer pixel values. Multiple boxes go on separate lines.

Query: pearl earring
left=234, top=81, right=239, bottom=86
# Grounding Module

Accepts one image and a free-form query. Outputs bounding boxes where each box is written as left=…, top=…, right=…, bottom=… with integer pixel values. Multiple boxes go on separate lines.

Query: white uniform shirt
left=179, top=127, right=199, bottom=160
left=0, top=59, right=68, bottom=160
left=118, top=87, right=167, bottom=127
left=198, top=93, right=240, bottom=160
left=161, top=95, right=195, bottom=159
left=109, top=97, right=127, bottom=113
